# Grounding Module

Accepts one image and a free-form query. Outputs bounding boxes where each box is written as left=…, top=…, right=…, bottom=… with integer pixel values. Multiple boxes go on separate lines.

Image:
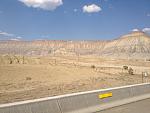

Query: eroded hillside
left=0, top=31, right=150, bottom=59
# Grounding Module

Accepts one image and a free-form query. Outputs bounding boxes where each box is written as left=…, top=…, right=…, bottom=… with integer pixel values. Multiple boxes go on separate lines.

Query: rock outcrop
left=0, top=31, right=150, bottom=59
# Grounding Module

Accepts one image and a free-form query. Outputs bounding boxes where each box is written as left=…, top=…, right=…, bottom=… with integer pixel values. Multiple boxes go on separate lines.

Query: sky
left=0, top=0, right=150, bottom=41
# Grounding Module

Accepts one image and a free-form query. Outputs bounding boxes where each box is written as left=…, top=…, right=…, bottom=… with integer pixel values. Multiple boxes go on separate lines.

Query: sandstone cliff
left=0, top=31, right=150, bottom=59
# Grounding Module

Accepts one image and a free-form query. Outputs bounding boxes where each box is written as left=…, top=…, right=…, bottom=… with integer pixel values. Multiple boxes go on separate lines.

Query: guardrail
left=0, top=83, right=150, bottom=113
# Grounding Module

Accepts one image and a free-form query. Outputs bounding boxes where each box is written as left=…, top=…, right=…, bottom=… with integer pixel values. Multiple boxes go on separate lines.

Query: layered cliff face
left=0, top=31, right=150, bottom=58
left=101, top=31, right=150, bottom=58
left=0, top=40, right=107, bottom=56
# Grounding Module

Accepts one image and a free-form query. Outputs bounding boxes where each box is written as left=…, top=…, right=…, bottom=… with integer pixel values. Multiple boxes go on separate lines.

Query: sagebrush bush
left=123, top=66, right=128, bottom=70
left=91, top=65, right=96, bottom=69
left=26, top=77, right=32, bottom=80
left=128, top=67, right=134, bottom=75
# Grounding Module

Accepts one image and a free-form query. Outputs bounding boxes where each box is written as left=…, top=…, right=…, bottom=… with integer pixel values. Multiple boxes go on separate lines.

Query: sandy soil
left=0, top=56, right=150, bottom=104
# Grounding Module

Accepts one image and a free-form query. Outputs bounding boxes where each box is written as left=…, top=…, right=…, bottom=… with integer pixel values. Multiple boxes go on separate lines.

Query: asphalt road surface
left=97, top=98, right=150, bottom=113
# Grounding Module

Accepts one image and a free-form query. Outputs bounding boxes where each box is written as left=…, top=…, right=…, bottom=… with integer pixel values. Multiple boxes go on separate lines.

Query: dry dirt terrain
left=0, top=56, right=150, bottom=104
left=0, top=31, right=150, bottom=104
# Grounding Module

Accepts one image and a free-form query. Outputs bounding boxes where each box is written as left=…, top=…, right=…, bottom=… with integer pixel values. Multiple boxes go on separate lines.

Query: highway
left=98, top=98, right=150, bottom=113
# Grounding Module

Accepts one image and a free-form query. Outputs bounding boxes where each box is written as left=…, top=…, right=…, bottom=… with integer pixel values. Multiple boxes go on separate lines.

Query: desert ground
left=0, top=55, right=150, bottom=104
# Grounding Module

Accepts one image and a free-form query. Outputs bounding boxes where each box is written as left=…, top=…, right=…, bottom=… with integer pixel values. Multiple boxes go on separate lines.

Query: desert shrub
left=9, top=60, right=13, bottom=64
left=48, top=50, right=52, bottom=54
left=146, top=59, right=150, bottom=61
left=8, top=57, right=13, bottom=64
left=91, top=65, right=96, bottom=69
left=123, top=66, right=128, bottom=70
left=26, top=77, right=32, bottom=80
left=128, top=67, right=134, bottom=75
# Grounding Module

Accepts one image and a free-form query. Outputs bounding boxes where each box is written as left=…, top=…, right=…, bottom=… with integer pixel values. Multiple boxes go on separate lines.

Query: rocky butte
left=0, top=31, right=150, bottom=59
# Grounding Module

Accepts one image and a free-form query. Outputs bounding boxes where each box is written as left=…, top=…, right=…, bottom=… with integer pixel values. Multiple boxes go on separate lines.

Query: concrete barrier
left=58, top=83, right=150, bottom=113
left=0, top=83, right=150, bottom=113
left=0, top=98, right=62, bottom=113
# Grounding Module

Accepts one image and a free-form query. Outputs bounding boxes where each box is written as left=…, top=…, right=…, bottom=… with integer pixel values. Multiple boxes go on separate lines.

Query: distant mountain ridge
left=0, top=31, right=150, bottom=59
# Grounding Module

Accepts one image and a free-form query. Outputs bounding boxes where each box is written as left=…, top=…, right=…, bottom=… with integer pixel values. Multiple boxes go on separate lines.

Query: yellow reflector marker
left=99, top=93, right=112, bottom=99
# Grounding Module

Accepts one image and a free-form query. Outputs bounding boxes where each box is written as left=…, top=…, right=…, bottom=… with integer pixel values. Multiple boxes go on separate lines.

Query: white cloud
left=0, top=31, right=14, bottom=37
left=10, top=38, right=21, bottom=41
left=83, top=4, right=101, bottom=13
left=143, top=28, right=150, bottom=32
left=73, top=9, right=78, bottom=12
left=0, top=31, right=23, bottom=40
left=132, top=29, right=139, bottom=32
left=147, top=14, right=150, bottom=17
left=16, top=36, right=23, bottom=39
left=19, top=0, right=63, bottom=11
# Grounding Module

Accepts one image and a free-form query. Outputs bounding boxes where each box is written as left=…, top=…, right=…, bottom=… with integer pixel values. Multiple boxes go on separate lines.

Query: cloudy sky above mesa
left=0, top=0, right=150, bottom=40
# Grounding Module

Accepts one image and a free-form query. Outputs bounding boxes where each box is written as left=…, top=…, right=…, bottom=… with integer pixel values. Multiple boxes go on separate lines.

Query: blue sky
left=0, top=0, right=150, bottom=40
